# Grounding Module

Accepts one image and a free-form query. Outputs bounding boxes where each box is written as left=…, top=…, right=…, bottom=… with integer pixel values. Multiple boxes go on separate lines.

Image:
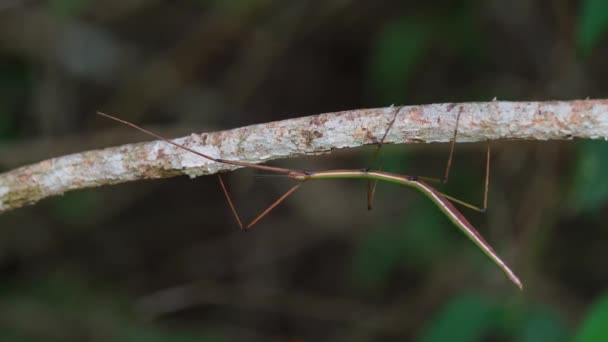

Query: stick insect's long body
left=97, top=112, right=522, bottom=290
left=289, top=169, right=522, bottom=289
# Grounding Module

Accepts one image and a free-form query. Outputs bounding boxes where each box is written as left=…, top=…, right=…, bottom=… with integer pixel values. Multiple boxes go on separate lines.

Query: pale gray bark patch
left=1, top=99, right=607, bottom=213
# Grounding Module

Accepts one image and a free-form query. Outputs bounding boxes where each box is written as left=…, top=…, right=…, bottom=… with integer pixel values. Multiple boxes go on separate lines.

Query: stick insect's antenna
left=96, top=112, right=293, bottom=175
left=97, top=111, right=302, bottom=231
left=366, top=106, right=403, bottom=210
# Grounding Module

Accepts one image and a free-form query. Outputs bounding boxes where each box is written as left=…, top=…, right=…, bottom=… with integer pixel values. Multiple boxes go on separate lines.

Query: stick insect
left=97, top=109, right=522, bottom=290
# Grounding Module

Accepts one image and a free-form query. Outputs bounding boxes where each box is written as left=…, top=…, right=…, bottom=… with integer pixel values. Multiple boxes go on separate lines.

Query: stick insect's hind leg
left=366, top=106, right=403, bottom=210
left=437, top=142, right=491, bottom=213
left=218, top=174, right=303, bottom=231
left=416, top=112, right=491, bottom=213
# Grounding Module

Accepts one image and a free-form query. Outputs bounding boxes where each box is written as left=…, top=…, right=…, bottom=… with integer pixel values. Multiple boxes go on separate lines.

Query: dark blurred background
left=1, top=1, right=608, bottom=341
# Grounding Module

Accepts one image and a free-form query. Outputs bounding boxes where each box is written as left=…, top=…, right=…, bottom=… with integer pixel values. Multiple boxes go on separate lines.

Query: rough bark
left=1, top=99, right=607, bottom=213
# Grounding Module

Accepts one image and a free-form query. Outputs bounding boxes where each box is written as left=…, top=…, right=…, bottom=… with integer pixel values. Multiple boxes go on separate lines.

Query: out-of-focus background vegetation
left=1, top=0, right=608, bottom=341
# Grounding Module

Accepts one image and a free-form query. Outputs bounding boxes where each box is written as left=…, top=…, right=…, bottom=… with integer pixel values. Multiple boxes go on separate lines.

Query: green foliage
left=574, top=292, right=608, bottom=342
left=361, top=147, right=411, bottom=174
left=49, top=0, right=91, bottom=18
left=0, top=60, right=30, bottom=142
left=369, top=17, right=432, bottom=103
left=417, top=294, right=569, bottom=342
left=397, top=202, right=456, bottom=265
left=367, top=3, right=485, bottom=103
left=51, top=190, right=100, bottom=226
left=417, top=294, right=501, bottom=342
left=352, top=224, right=409, bottom=290
left=517, top=307, right=569, bottom=342
left=439, top=5, right=482, bottom=56
left=571, top=140, right=608, bottom=214
left=0, top=113, right=17, bottom=142
left=352, top=200, right=455, bottom=291
left=577, top=0, right=608, bottom=56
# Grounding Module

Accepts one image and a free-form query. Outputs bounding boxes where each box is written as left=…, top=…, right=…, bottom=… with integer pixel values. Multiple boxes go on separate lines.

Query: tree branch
left=1, top=99, right=607, bottom=214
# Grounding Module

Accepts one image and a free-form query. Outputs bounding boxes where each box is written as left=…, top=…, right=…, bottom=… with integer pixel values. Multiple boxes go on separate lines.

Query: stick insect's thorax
left=288, top=169, right=419, bottom=185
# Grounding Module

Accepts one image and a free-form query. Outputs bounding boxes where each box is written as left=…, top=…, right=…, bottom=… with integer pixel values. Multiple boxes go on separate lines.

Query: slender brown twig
left=1, top=100, right=607, bottom=215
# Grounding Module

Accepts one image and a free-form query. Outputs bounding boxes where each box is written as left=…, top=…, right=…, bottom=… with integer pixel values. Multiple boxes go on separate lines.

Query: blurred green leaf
left=578, top=0, right=608, bottom=56
left=517, top=307, right=569, bottom=342
left=441, top=5, right=481, bottom=55
left=418, top=288, right=570, bottom=342
left=51, top=190, right=100, bottom=226
left=352, top=200, right=454, bottom=290
left=571, top=140, right=608, bottom=214
left=0, top=113, right=17, bottom=141
left=352, top=225, right=405, bottom=290
left=361, top=147, right=411, bottom=174
left=417, top=294, right=500, bottom=342
left=398, top=201, right=455, bottom=265
left=417, top=292, right=570, bottom=342
left=0, top=60, right=30, bottom=141
left=50, top=0, right=90, bottom=18
left=574, top=292, right=608, bottom=342
left=369, top=18, right=432, bottom=103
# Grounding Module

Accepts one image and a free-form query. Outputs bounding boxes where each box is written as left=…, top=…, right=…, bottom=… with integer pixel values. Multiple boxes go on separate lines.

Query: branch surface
left=1, top=99, right=607, bottom=213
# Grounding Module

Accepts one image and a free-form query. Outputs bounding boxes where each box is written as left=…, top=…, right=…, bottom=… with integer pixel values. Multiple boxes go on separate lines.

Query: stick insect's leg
left=246, top=183, right=302, bottom=230
left=416, top=111, right=462, bottom=185
left=218, top=174, right=245, bottom=231
left=436, top=142, right=491, bottom=213
left=483, top=141, right=490, bottom=210
left=366, top=158, right=383, bottom=210
left=366, top=106, right=403, bottom=210
left=218, top=174, right=303, bottom=231
left=416, top=111, right=491, bottom=213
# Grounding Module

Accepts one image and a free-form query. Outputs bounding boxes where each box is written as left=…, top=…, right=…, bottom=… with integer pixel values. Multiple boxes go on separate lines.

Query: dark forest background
left=1, top=1, right=608, bottom=341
